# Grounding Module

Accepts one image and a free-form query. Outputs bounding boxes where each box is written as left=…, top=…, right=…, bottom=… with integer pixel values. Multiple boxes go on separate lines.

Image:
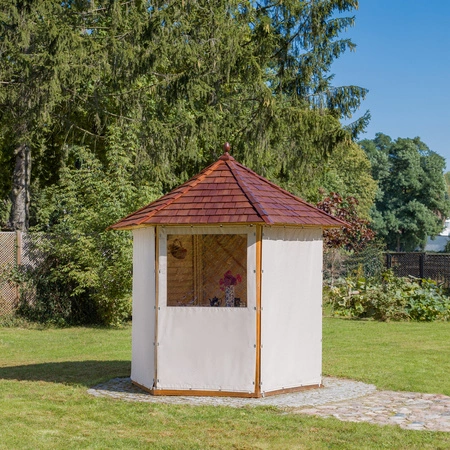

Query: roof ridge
left=232, top=161, right=349, bottom=227
left=227, top=160, right=273, bottom=225
left=133, top=159, right=223, bottom=226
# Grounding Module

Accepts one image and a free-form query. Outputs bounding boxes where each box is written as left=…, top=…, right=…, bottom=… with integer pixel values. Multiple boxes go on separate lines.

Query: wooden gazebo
left=111, top=145, right=345, bottom=397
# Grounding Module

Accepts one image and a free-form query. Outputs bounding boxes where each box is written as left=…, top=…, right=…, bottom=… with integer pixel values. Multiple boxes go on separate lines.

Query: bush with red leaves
left=316, top=192, right=375, bottom=252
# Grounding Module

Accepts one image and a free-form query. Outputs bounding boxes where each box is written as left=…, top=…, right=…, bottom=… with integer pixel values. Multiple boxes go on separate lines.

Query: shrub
left=316, top=192, right=375, bottom=252
left=329, top=270, right=450, bottom=321
left=19, top=144, right=158, bottom=326
left=406, top=279, right=450, bottom=321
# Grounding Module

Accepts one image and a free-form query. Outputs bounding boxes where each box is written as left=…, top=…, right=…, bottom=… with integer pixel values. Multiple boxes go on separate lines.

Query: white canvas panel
left=131, top=227, right=156, bottom=390
left=260, top=227, right=323, bottom=393
left=156, top=226, right=257, bottom=392
left=157, top=308, right=256, bottom=391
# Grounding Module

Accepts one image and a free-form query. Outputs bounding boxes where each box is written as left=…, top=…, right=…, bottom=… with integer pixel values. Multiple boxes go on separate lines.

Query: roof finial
left=219, top=142, right=233, bottom=161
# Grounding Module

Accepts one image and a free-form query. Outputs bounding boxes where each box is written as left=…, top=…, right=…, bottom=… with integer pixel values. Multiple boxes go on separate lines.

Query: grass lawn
left=0, top=320, right=449, bottom=449
left=322, top=319, right=450, bottom=395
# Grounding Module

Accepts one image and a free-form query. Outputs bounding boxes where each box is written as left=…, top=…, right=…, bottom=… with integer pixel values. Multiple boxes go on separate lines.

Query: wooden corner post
left=15, top=230, right=22, bottom=266
left=255, top=225, right=263, bottom=397
left=154, top=226, right=160, bottom=391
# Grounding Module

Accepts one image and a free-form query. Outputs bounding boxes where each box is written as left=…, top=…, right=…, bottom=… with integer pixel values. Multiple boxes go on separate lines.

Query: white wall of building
left=260, top=227, right=323, bottom=393
left=131, top=227, right=156, bottom=390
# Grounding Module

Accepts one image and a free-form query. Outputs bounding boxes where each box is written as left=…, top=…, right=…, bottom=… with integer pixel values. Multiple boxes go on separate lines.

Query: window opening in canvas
left=167, top=234, right=247, bottom=307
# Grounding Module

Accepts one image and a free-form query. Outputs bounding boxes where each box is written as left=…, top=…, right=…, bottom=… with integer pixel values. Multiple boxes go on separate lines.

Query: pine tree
left=98, top=0, right=368, bottom=196
left=1, top=0, right=372, bottom=323
left=1, top=0, right=368, bottom=230
left=0, top=0, right=101, bottom=229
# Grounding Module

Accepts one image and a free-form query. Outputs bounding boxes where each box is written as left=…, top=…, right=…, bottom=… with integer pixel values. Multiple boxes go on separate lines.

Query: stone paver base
left=296, top=390, right=450, bottom=431
left=87, top=377, right=450, bottom=432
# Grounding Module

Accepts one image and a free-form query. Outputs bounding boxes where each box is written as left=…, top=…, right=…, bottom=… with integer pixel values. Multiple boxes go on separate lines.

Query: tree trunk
left=7, top=142, right=31, bottom=231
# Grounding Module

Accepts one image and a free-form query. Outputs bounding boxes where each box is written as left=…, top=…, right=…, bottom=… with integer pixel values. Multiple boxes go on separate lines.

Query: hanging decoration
left=169, top=239, right=187, bottom=259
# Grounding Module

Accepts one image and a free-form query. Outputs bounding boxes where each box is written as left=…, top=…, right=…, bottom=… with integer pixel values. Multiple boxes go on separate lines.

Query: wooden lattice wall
left=167, top=234, right=247, bottom=307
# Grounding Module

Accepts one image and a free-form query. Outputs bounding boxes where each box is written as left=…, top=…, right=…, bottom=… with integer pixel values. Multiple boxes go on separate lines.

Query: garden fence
left=0, top=232, right=18, bottom=315
left=0, top=232, right=43, bottom=316
left=323, top=246, right=385, bottom=287
left=386, top=252, right=450, bottom=287
left=323, top=249, right=450, bottom=288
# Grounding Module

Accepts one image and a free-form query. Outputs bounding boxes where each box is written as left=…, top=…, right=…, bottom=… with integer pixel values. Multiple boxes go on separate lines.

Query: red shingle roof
left=110, top=152, right=346, bottom=229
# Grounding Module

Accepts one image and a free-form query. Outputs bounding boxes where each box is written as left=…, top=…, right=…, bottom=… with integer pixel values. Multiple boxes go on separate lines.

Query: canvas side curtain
left=260, top=227, right=323, bottom=392
left=131, top=227, right=156, bottom=390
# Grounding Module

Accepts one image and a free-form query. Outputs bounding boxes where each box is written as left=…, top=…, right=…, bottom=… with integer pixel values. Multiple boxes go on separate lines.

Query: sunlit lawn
left=0, top=320, right=449, bottom=449
left=323, top=319, right=450, bottom=395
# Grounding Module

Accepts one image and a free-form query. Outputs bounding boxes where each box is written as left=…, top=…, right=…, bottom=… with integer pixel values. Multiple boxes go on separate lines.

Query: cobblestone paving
left=296, top=390, right=450, bottom=432
left=87, top=377, right=450, bottom=432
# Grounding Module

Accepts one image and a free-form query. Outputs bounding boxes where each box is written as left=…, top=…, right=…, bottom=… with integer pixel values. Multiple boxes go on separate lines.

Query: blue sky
left=331, top=1, right=450, bottom=169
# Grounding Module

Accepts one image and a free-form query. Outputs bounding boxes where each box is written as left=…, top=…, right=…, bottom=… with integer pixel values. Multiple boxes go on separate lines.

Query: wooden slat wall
left=166, top=234, right=247, bottom=307
left=167, top=235, right=195, bottom=306
left=201, top=234, right=247, bottom=307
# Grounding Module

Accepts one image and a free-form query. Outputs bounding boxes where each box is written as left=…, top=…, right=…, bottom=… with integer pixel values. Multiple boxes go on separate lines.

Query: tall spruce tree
left=1, top=0, right=373, bottom=324
left=1, top=0, right=368, bottom=230
left=126, top=0, right=369, bottom=192
left=360, top=133, right=450, bottom=251
left=0, top=0, right=102, bottom=229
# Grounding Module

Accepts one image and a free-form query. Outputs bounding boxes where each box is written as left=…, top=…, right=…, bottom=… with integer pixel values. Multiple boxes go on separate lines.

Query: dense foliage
left=19, top=145, right=157, bottom=325
left=0, top=0, right=368, bottom=231
left=360, top=133, right=450, bottom=251
left=329, top=270, right=450, bottom=322
left=318, top=142, right=377, bottom=217
left=0, top=0, right=372, bottom=324
left=445, top=172, right=450, bottom=197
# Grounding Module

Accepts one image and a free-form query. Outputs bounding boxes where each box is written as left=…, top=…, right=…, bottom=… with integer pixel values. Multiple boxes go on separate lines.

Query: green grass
left=0, top=321, right=449, bottom=449
left=323, top=318, right=450, bottom=395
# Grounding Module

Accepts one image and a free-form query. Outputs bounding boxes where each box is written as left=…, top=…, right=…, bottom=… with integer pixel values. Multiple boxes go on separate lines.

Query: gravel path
left=87, top=377, right=450, bottom=432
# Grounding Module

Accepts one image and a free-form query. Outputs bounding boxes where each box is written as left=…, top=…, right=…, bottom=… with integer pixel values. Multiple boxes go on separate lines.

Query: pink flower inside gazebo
left=219, top=270, right=242, bottom=290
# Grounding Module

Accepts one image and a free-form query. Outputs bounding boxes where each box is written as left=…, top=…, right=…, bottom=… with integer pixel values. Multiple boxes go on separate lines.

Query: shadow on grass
left=0, top=360, right=130, bottom=387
